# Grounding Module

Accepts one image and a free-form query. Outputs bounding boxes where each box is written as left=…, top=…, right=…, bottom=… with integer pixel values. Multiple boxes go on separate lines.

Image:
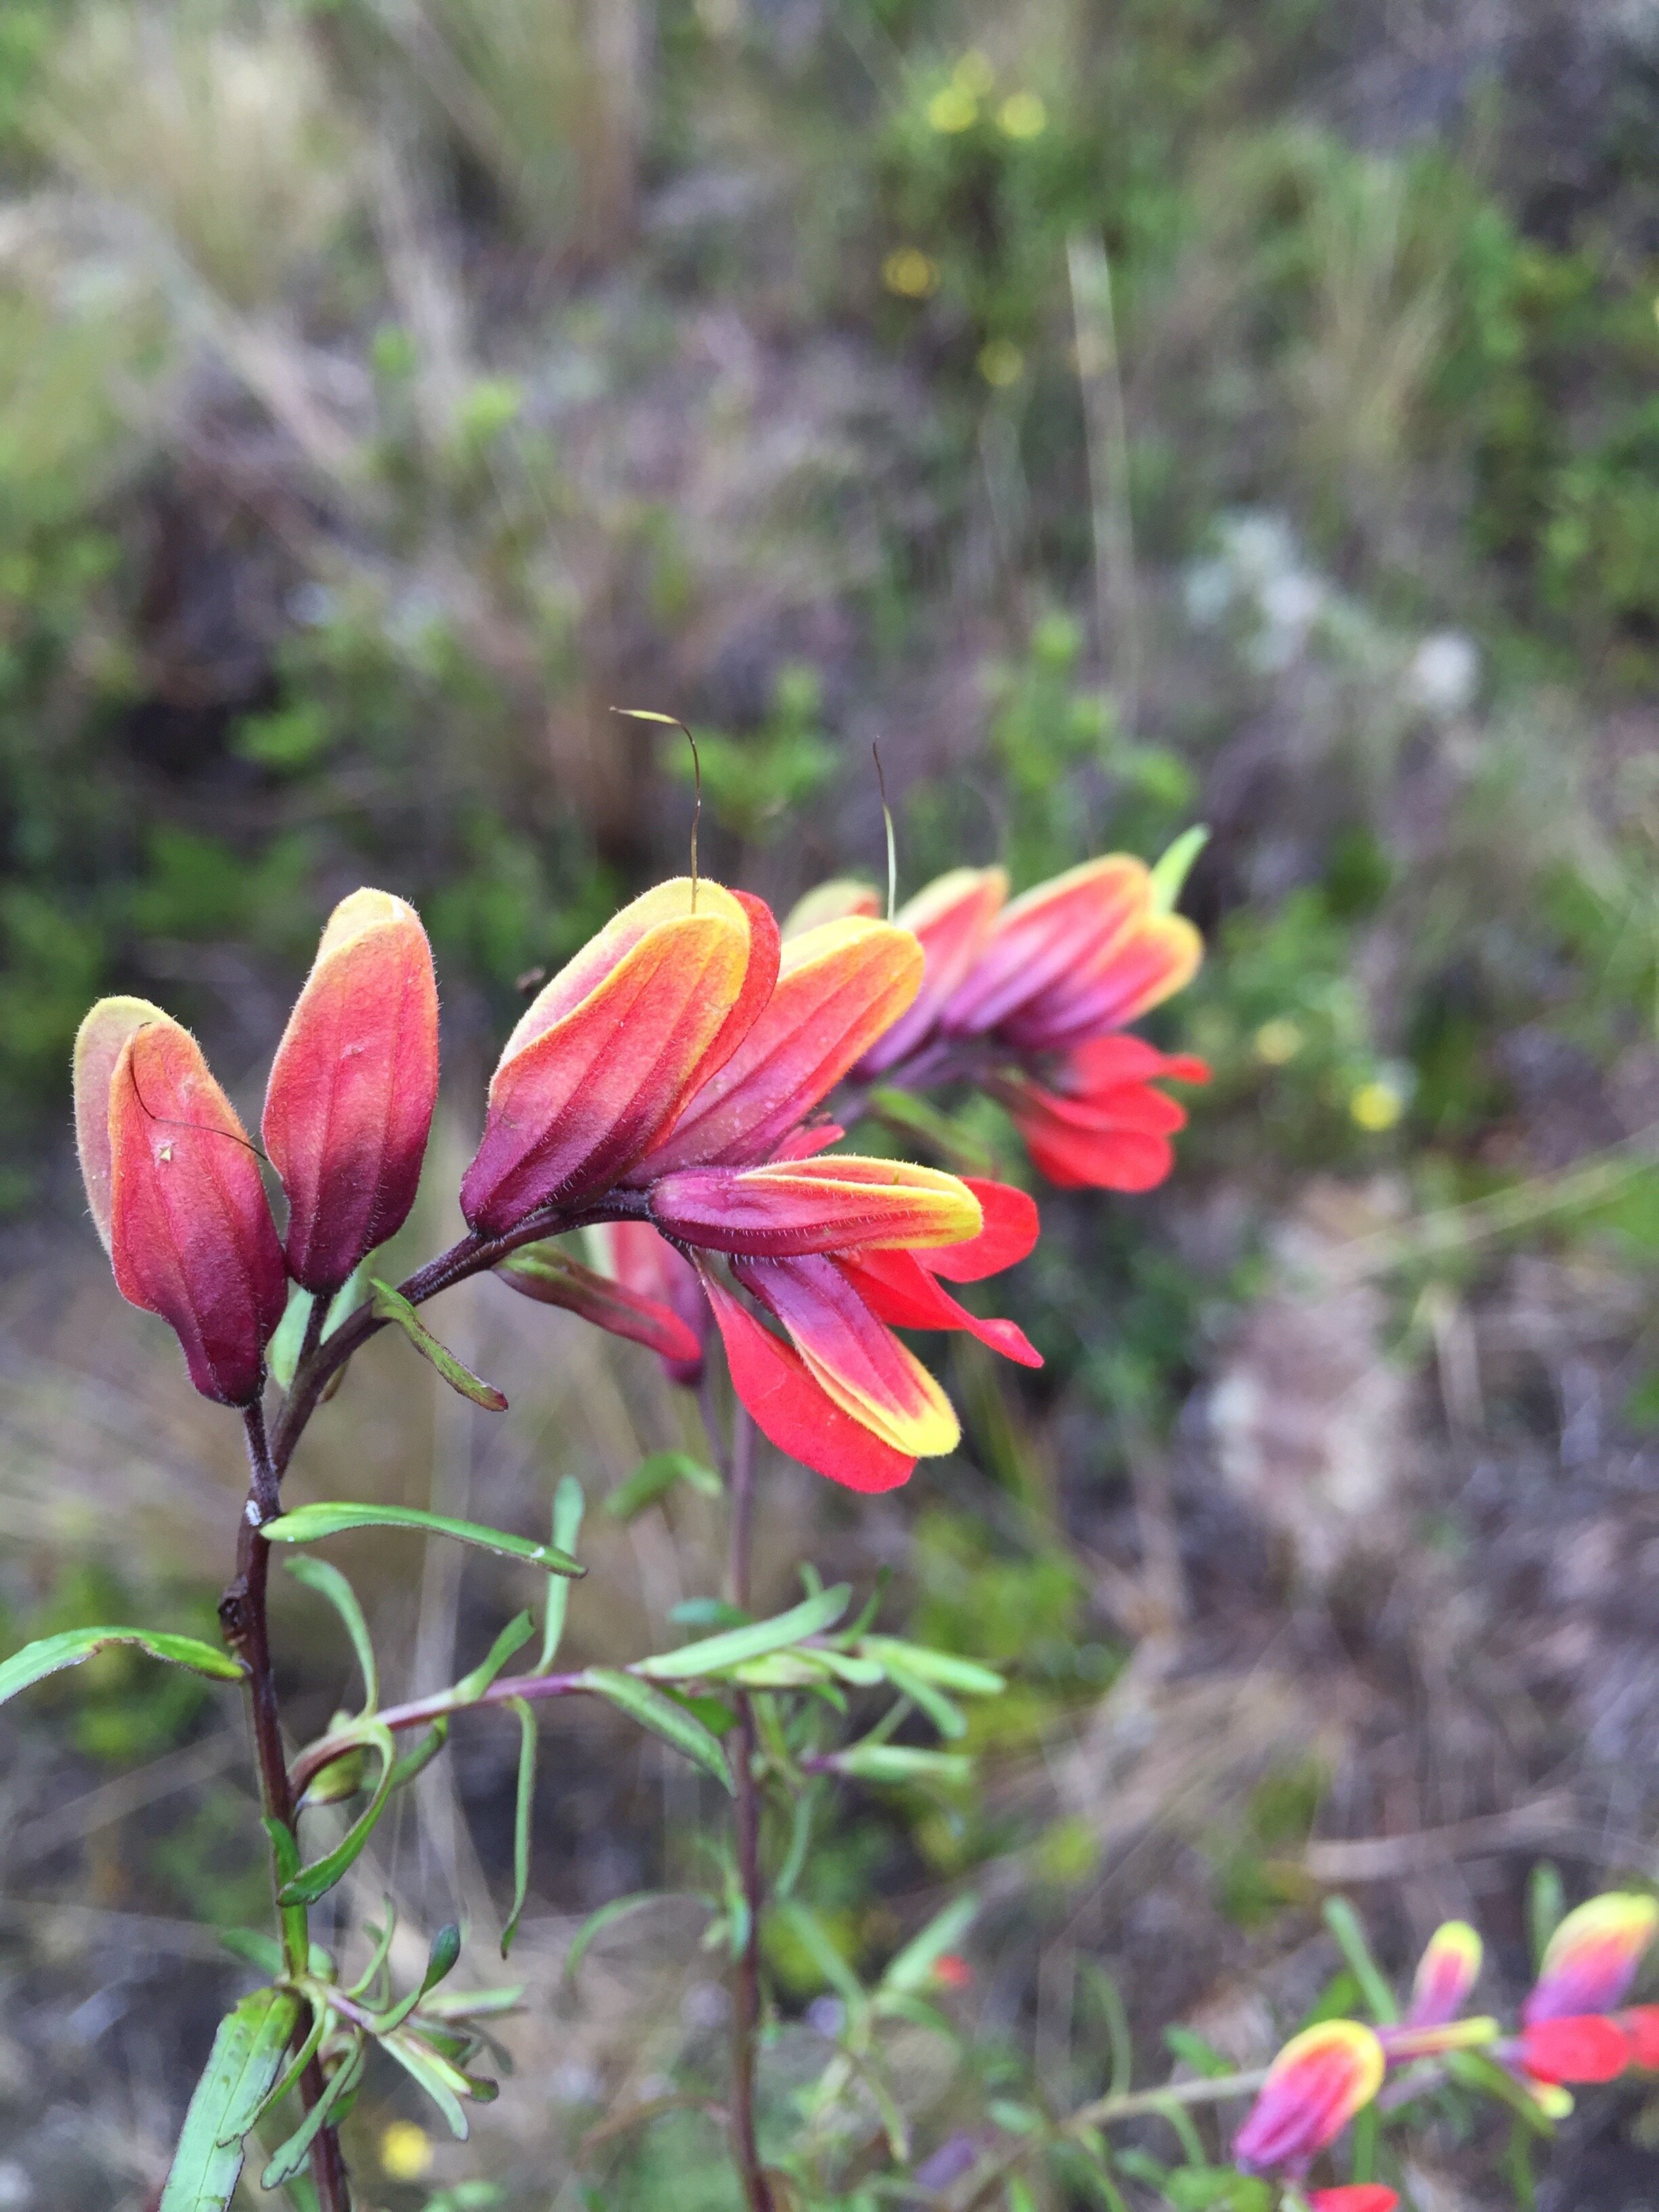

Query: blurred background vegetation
left=3, top=1, right=1659, bottom=2207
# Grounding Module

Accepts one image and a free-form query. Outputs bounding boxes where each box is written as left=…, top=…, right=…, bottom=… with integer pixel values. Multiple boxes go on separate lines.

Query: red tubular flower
left=842, top=853, right=1208, bottom=1194
left=1523, top=1893, right=1659, bottom=2026
left=262, top=888, right=439, bottom=1293
left=1232, top=2022, right=1385, bottom=2179
left=75, top=1000, right=287, bottom=1406
left=461, top=878, right=779, bottom=1237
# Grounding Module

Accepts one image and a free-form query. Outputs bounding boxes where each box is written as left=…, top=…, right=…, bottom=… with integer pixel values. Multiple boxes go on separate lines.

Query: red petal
left=1005, top=1080, right=1181, bottom=1193
left=924, top=1178, right=1039, bottom=1282
left=1307, top=2192, right=1399, bottom=2212
left=698, top=1265, right=915, bottom=1492
left=637, top=918, right=924, bottom=1173
left=1517, top=2015, right=1633, bottom=2084
left=1002, top=908, right=1203, bottom=1049
left=1061, top=1034, right=1211, bottom=1093
left=836, top=1248, right=1042, bottom=1367
left=733, top=1252, right=958, bottom=1455
left=496, top=1244, right=702, bottom=1366
left=1616, top=2005, right=1659, bottom=2070
left=107, top=1019, right=288, bottom=1406
left=857, top=865, right=1008, bottom=1074
left=263, top=889, right=439, bottom=1294
left=649, top=1157, right=979, bottom=1257
left=462, top=889, right=756, bottom=1235
left=940, top=857, right=1148, bottom=1037
left=600, top=1221, right=708, bottom=1386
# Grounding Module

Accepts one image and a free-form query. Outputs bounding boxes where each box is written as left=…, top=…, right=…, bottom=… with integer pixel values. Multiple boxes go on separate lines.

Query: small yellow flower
left=977, top=339, right=1025, bottom=388
left=1254, top=1017, right=1304, bottom=1066
left=998, top=91, right=1048, bottom=140
left=952, top=50, right=996, bottom=96
left=882, top=247, right=939, bottom=300
left=1351, top=1080, right=1404, bottom=1132
left=380, top=2121, right=434, bottom=2181
left=927, top=85, right=979, bottom=133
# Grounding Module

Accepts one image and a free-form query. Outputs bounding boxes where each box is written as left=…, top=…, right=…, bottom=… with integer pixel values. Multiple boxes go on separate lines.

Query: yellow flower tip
left=977, top=339, right=1025, bottom=388
left=882, top=247, right=939, bottom=300
left=1350, top=1079, right=1404, bottom=1132
left=926, top=84, right=979, bottom=133
left=1253, top=1017, right=1303, bottom=1067
left=379, top=2121, right=434, bottom=2179
left=952, top=49, right=996, bottom=96
left=998, top=91, right=1047, bottom=139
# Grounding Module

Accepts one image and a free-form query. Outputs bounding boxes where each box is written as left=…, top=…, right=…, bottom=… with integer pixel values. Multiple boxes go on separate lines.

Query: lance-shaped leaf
left=637, top=1583, right=850, bottom=1679
left=0, top=1626, right=244, bottom=1708
left=277, top=1721, right=397, bottom=1905
left=264, top=888, right=440, bottom=1295
left=538, top=1477, right=586, bottom=1671
left=503, top=1698, right=535, bottom=1958
left=881, top=1893, right=979, bottom=1996
left=83, top=1007, right=287, bottom=1406
left=633, top=916, right=925, bottom=1174
left=369, top=1921, right=464, bottom=2034
left=262, top=1500, right=582, bottom=1576
left=649, top=1156, right=981, bottom=1258
left=260, top=2039, right=367, bottom=2190
left=605, top=1450, right=722, bottom=1521
left=461, top=878, right=777, bottom=1236
left=583, top=1667, right=735, bottom=1792
left=284, top=1554, right=377, bottom=1714
left=369, top=1278, right=508, bottom=1409
left=1147, top=824, right=1209, bottom=913
left=564, top=1890, right=712, bottom=1980
left=159, top=1985, right=302, bottom=2211
left=497, top=1244, right=702, bottom=1366
left=452, top=1611, right=535, bottom=1703
left=831, top=1744, right=971, bottom=1786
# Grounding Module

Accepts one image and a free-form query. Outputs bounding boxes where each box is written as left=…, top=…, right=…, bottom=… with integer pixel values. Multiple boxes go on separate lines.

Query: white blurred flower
left=1404, top=631, right=1480, bottom=718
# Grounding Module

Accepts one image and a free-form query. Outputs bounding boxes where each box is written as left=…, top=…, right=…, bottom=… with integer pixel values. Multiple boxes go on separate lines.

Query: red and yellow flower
left=1231, top=2020, right=1385, bottom=2180
left=851, top=853, right=1209, bottom=1192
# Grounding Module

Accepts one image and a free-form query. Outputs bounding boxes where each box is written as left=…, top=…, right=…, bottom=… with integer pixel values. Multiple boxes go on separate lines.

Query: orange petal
left=857, top=865, right=1008, bottom=1074
left=75, top=996, right=167, bottom=1252
left=1525, top=1893, right=1659, bottom=2025
left=634, top=917, right=924, bottom=1174
left=263, top=889, right=439, bottom=1294
left=462, top=880, right=760, bottom=1235
left=697, top=1264, right=915, bottom=1492
left=106, top=1017, right=289, bottom=1406
left=1231, top=2020, right=1385, bottom=2177
left=649, top=1156, right=981, bottom=1257
left=940, top=856, right=1148, bottom=1037
left=733, top=1252, right=960, bottom=1456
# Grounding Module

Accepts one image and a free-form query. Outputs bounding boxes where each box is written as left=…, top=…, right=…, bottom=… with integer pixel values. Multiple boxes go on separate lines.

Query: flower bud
left=1406, top=1919, right=1482, bottom=2027
left=1232, top=2020, right=1385, bottom=2178
left=263, top=888, right=439, bottom=1294
left=1523, top=1892, right=1659, bottom=2026
left=77, top=1002, right=288, bottom=1405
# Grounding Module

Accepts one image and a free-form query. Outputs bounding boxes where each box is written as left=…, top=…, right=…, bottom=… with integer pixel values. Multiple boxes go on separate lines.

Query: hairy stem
left=225, top=1402, right=351, bottom=2212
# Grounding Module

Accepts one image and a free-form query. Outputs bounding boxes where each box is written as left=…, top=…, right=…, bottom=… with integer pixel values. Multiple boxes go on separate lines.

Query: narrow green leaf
left=1147, top=824, right=1209, bottom=913
left=876, top=1656, right=966, bottom=1739
left=267, top=1287, right=314, bottom=1392
left=284, top=1555, right=378, bottom=1713
left=1322, top=1897, right=1397, bottom=2024
left=563, top=1890, right=699, bottom=1980
left=346, top=1898, right=398, bottom=2001
left=636, top=1584, right=850, bottom=1681
left=382, top=2030, right=471, bottom=2139
left=277, top=1724, right=396, bottom=1906
left=372, top=1921, right=465, bottom=2034
left=260, top=2040, right=365, bottom=2189
left=218, top=1927, right=283, bottom=1978
left=387, top=1717, right=449, bottom=1790
left=856, top=1636, right=1005, bottom=1696
left=584, top=1668, right=735, bottom=1792
left=369, top=1277, right=509, bottom=1410
left=1528, top=1860, right=1565, bottom=1974
left=262, top=1501, right=583, bottom=1577
left=453, top=1612, right=535, bottom=1703
left=833, top=1744, right=970, bottom=1787
left=0, top=1626, right=244, bottom=1708
left=160, top=1986, right=302, bottom=2210
left=773, top=1900, right=864, bottom=2010
left=245, top=1997, right=327, bottom=2137
left=670, top=1597, right=748, bottom=1631
left=605, top=1450, right=722, bottom=1521
left=537, top=1477, right=586, bottom=1671
left=880, top=1893, right=978, bottom=1996
left=501, top=1698, right=536, bottom=1958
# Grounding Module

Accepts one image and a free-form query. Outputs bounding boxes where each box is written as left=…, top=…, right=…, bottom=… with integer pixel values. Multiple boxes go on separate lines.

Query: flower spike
left=263, top=888, right=439, bottom=1294
left=1232, top=2020, right=1385, bottom=2179
left=77, top=1002, right=287, bottom=1406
